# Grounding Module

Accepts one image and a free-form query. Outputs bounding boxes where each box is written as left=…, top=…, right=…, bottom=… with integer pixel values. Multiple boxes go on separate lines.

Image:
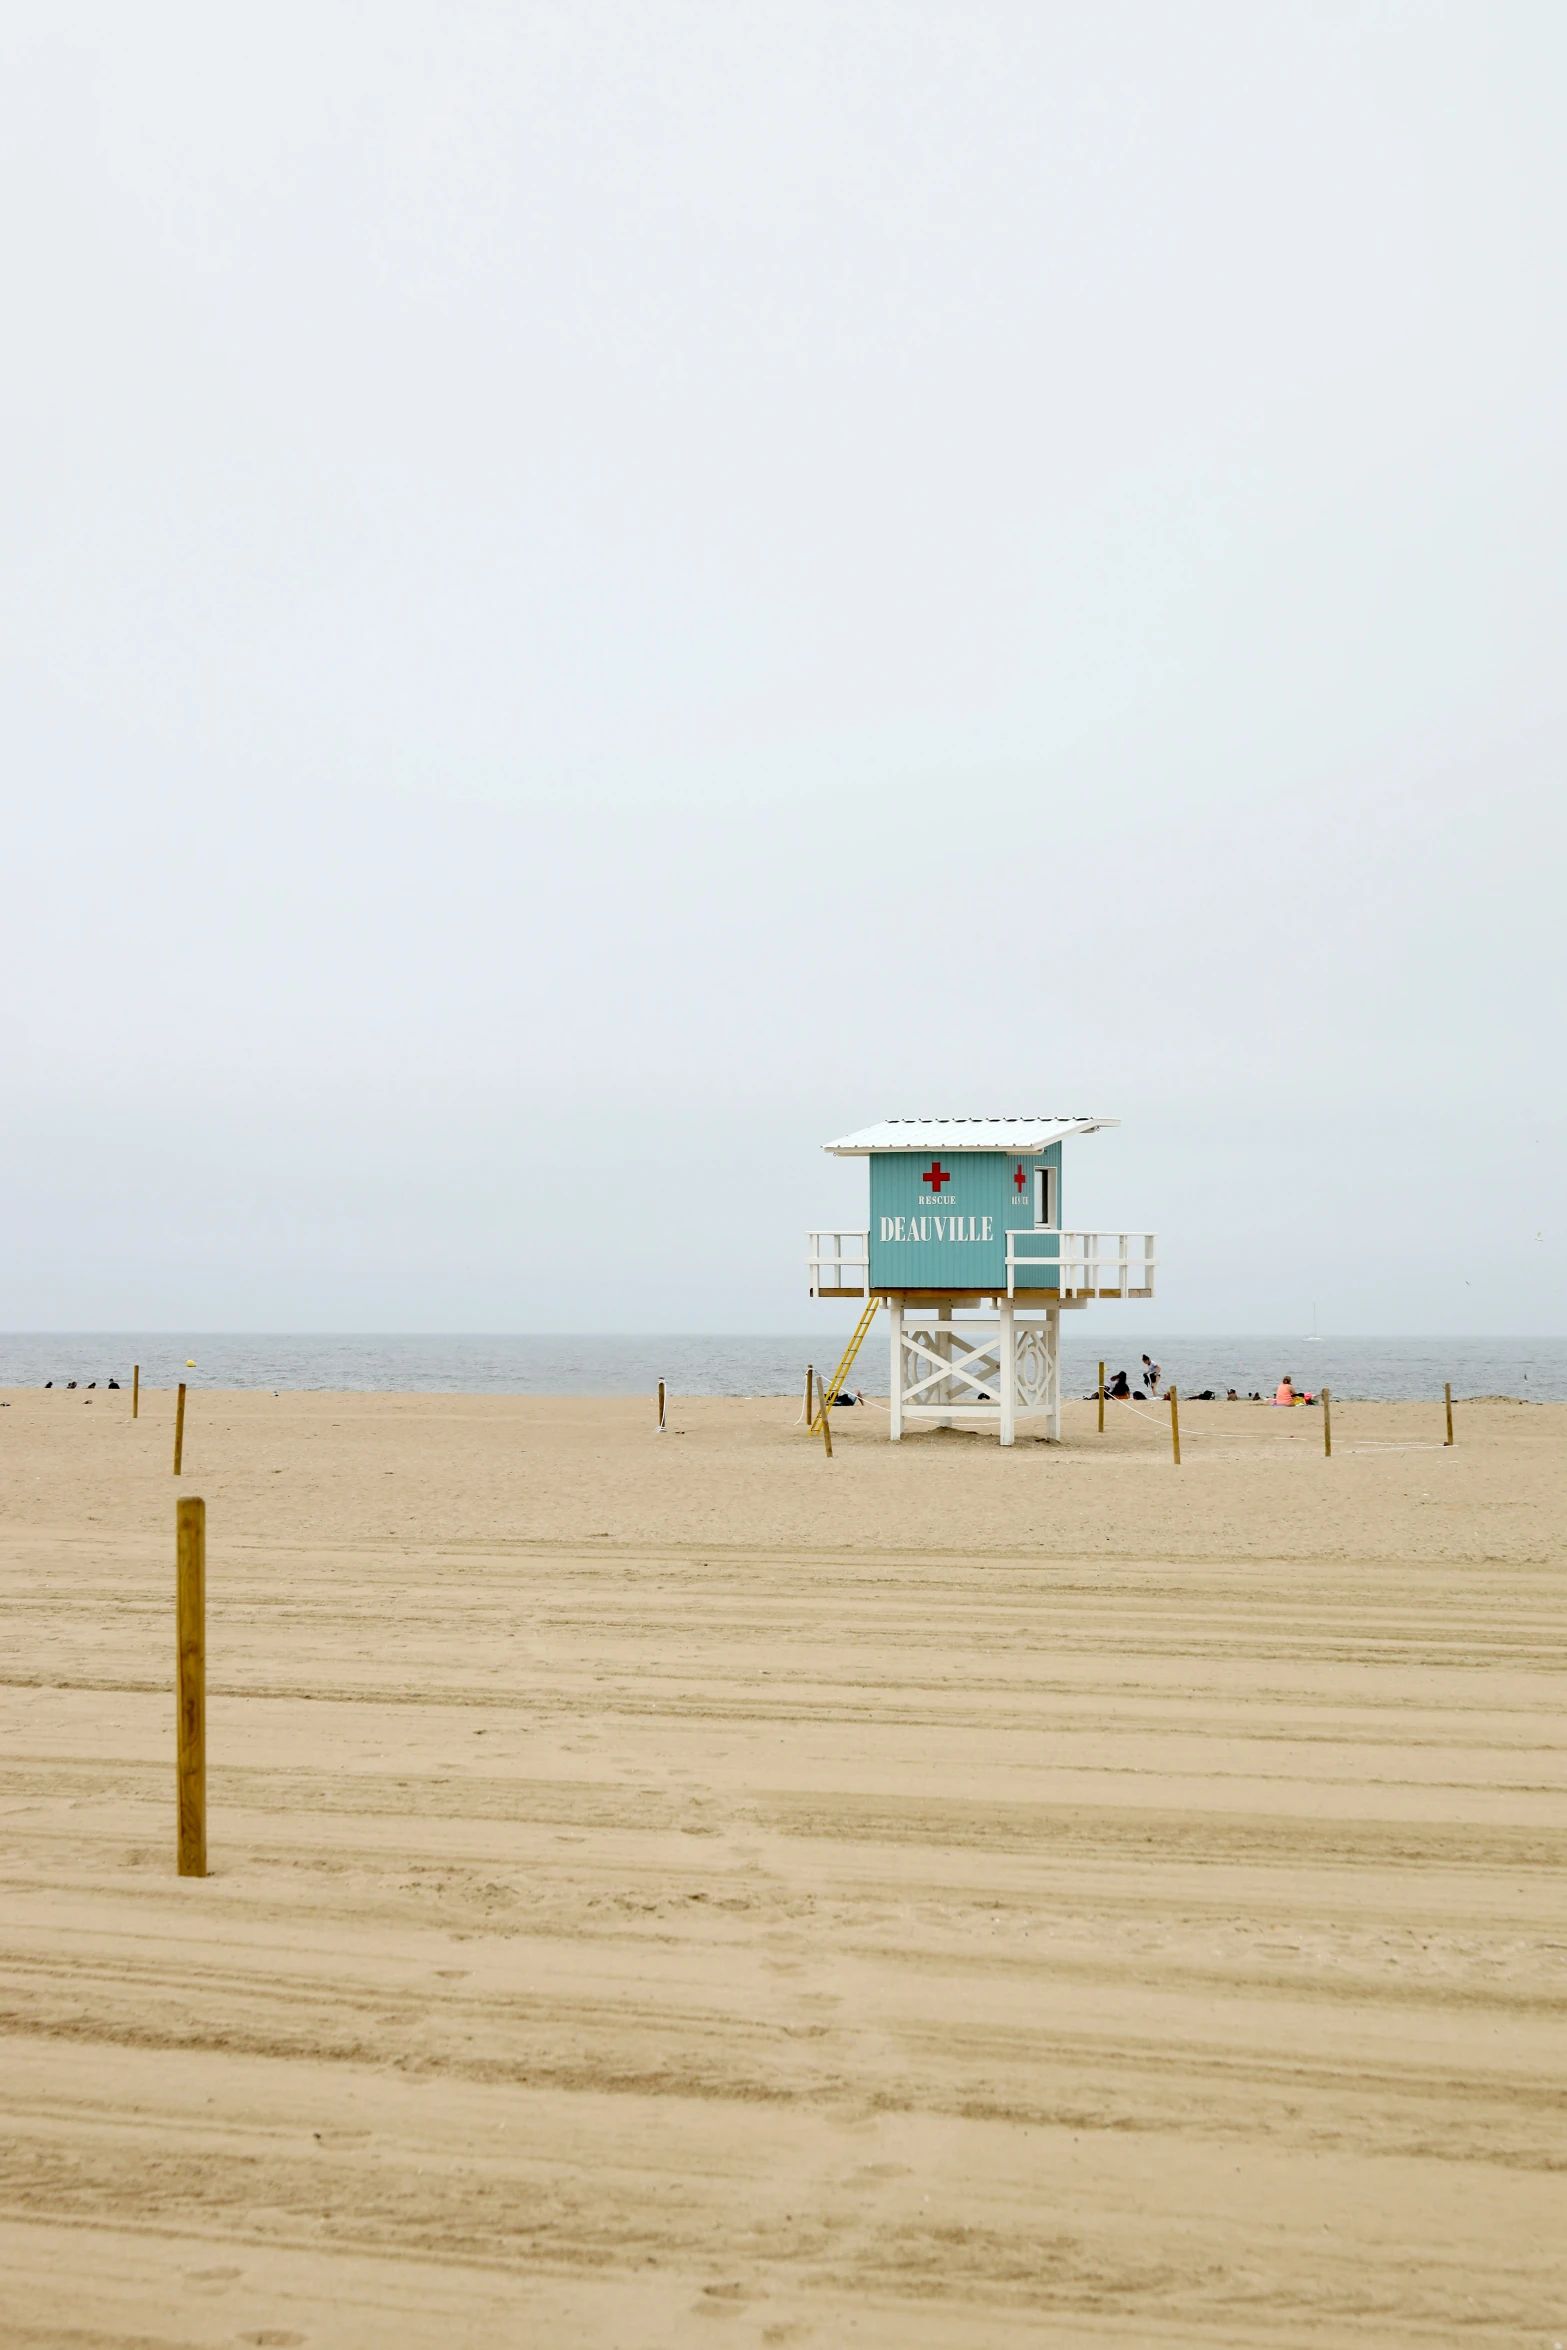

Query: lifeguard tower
left=806, top=1117, right=1156, bottom=1444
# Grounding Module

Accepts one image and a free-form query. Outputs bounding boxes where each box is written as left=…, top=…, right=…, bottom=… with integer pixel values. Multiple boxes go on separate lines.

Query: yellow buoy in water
left=186, top=1359, right=195, bottom=1368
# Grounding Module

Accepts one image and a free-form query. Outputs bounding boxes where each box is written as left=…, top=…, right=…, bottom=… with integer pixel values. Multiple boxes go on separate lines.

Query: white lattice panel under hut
left=888, top=1300, right=1060, bottom=1445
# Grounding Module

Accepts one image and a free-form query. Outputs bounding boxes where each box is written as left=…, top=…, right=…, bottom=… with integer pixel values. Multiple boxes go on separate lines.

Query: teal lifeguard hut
left=806, top=1116, right=1156, bottom=1444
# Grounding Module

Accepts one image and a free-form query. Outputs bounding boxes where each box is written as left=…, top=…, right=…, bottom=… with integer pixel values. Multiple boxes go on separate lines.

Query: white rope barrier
left=1107, top=1399, right=1446, bottom=1454
left=1110, top=1396, right=1168, bottom=1429
left=793, top=1382, right=1443, bottom=1452
left=1107, top=1397, right=1324, bottom=1447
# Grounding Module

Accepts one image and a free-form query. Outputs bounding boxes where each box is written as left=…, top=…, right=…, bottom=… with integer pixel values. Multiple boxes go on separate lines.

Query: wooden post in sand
left=820, top=1397, right=833, bottom=1458
left=1322, top=1386, right=1332, bottom=1456
left=657, top=1379, right=666, bottom=1432
left=805, top=1364, right=814, bottom=1423
left=132, top=1364, right=140, bottom=1418
left=175, top=1497, right=206, bottom=1877
left=173, top=1382, right=187, bottom=1475
left=1444, top=1381, right=1454, bottom=1446
left=1097, top=1360, right=1105, bottom=1433
left=1169, top=1384, right=1181, bottom=1467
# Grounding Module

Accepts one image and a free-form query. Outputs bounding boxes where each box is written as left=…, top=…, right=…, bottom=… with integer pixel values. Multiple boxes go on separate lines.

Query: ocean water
left=3, top=1331, right=1565, bottom=1402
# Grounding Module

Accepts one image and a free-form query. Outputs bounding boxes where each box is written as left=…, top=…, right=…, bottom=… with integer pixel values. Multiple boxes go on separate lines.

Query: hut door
left=1033, top=1166, right=1057, bottom=1228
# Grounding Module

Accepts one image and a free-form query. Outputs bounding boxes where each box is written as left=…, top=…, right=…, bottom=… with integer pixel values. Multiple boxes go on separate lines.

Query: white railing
left=807, top=1230, right=871, bottom=1298
left=1006, top=1229, right=1156, bottom=1299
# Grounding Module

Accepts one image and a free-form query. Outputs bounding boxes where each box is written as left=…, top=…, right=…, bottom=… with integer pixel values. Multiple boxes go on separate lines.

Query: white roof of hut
left=823, top=1116, right=1119, bottom=1156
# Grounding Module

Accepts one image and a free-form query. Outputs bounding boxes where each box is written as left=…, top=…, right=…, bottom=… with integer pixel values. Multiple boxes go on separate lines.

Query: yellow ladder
left=811, top=1297, right=881, bottom=1432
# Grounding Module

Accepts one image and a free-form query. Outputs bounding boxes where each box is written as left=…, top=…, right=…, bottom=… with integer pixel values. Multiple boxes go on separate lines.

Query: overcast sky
left=3, top=2, right=1564, bottom=1335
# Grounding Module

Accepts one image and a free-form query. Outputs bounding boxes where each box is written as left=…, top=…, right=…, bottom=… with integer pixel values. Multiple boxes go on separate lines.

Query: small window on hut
left=1033, top=1166, right=1057, bottom=1228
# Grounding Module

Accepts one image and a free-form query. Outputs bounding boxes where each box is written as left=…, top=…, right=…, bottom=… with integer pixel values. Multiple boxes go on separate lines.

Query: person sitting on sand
left=1274, top=1376, right=1296, bottom=1406
left=1226, top=1388, right=1238, bottom=1401
left=1108, top=1370, right=1131, bottom=1399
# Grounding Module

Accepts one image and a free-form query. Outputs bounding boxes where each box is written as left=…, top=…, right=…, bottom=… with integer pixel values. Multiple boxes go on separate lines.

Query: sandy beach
left=1, top=1384, right=1563, bottom=2347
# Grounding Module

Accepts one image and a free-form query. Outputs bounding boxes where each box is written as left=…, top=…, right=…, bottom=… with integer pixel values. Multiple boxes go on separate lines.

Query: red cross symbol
left=1013, top=1164, right=1027, bottom=1192
left=921, top=1160, right=951, bottom=1193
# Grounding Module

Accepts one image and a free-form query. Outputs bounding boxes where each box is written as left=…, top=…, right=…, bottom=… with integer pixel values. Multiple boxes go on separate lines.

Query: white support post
left=1045, top=1307, right=1060, bottom=1442
left=888, top=1297, right=904, bottom=1441
left=999, top=1299, right=1016, bottom=1447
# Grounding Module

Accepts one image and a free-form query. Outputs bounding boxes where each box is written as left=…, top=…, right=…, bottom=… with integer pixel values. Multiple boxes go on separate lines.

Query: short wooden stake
left=805, top=1364, right=814, bottom=1424
left=1170, top=1384, right=1181, bottom=1466
left=1322, top=1386, right=1332, bottom=1457
left=132, top=1364, right=140, bottom=1419
left=176, top=1496, right=206, bottom=1877
left=1097, top=1360, right=1104, bottom=1433
left=1444, top=1381, right=1454, bottom=1446
left=173, top=1381, right=187, bottom=1475
left=820, top=1399, right=833, bottom=1458
left=657, top=1379, right=665, bottom=1432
